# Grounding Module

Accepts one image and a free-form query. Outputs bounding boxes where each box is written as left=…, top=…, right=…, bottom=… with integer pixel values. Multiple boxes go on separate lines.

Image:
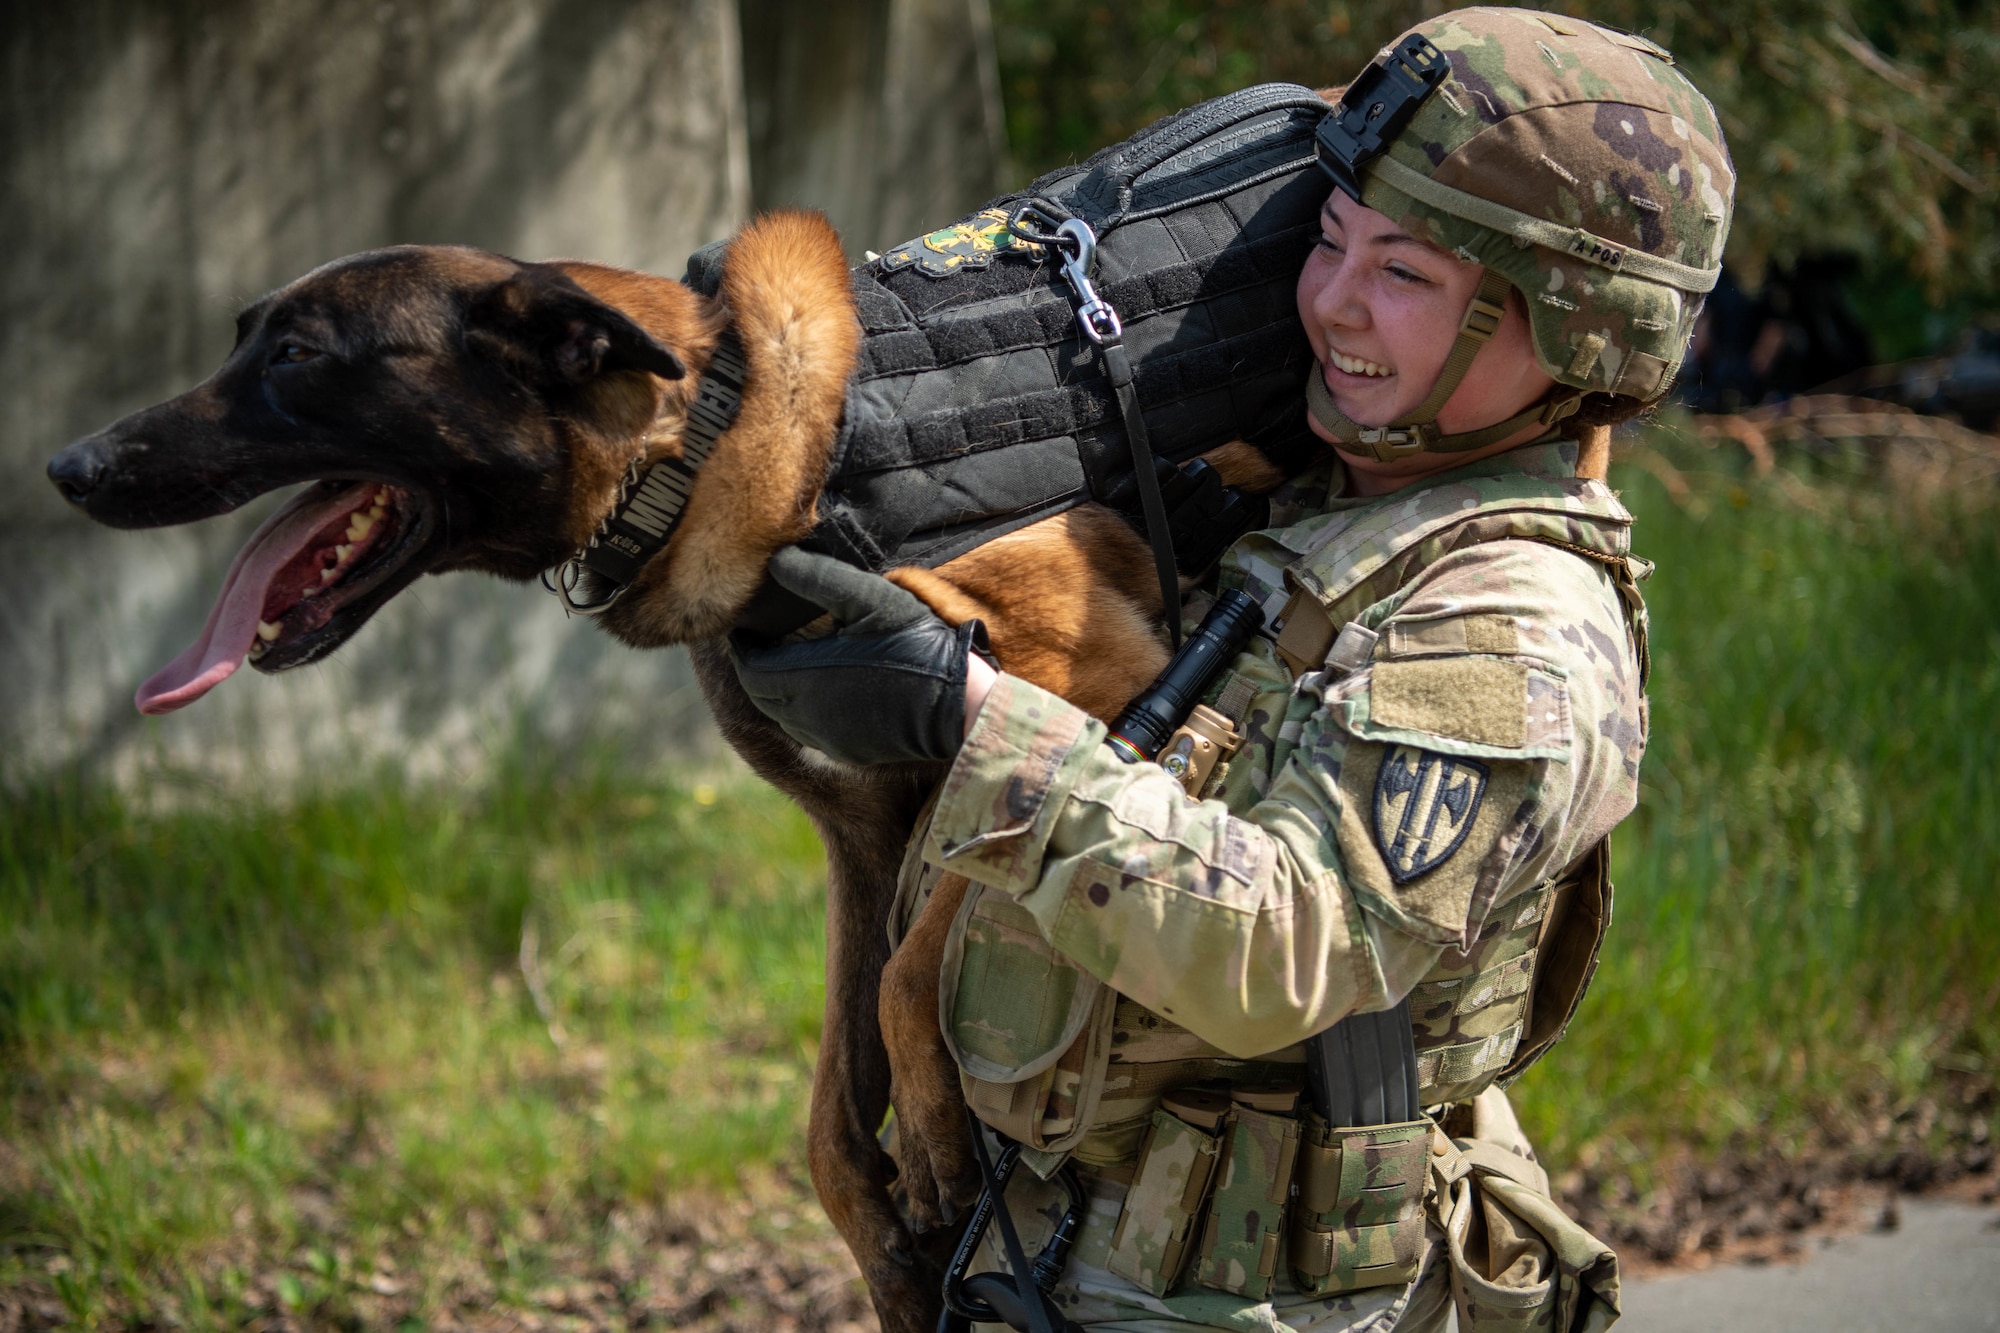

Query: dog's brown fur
left=49, top=208, right=1270, bottom=1332
left=566, top=215, right=1179, bottom=1320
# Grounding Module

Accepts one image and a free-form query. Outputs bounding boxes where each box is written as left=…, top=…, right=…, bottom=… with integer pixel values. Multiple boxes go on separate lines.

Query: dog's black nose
left=48, top=439, right=108, bottom=506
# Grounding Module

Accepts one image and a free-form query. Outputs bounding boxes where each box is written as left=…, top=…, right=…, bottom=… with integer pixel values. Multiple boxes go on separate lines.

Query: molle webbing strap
left=1212, top=672, right=1259, bottom=728
left=1266, top=489, right=1643, bottom=682
left=1367, top=153, right=1722, bottom=293
left=717, top=85, right=1331, bottom=643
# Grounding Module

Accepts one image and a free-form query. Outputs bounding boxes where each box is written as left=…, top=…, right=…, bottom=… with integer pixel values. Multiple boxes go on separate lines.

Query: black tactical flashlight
left=1107, top=588, right=1265, bottom=763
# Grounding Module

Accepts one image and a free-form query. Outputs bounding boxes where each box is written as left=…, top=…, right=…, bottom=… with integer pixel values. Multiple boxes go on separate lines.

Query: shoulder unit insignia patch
left=1373, top=745, right=1490, bottom=883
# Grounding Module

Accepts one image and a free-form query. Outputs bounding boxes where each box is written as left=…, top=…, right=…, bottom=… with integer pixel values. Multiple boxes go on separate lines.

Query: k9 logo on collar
left=1373, top=745, right=1489, bottom=883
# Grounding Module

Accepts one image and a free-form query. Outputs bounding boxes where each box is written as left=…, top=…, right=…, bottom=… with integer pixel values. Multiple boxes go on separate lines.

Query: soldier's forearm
left=926, top=672, right=1412, bottom=1057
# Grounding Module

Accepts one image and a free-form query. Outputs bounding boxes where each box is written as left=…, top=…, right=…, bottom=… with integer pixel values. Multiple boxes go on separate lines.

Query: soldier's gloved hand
left=728, top=546, right=993, bottom=766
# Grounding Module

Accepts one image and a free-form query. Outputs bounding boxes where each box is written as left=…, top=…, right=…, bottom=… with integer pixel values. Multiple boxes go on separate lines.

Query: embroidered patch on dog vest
left=878, top=208, right=1046, bottom=278
left=1373, top=745, right=1489, bottom=883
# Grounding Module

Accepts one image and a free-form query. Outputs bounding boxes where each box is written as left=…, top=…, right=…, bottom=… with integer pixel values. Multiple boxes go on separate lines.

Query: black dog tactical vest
left=688, top=84, right=1334, bottom=637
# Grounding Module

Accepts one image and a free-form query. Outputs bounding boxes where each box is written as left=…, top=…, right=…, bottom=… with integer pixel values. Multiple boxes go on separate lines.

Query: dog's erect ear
left=467, top=268, right=687, bottom=389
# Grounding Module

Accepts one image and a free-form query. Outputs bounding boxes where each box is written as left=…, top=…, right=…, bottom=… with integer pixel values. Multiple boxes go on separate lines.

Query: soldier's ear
left=467, top=268, right=687, bottom=390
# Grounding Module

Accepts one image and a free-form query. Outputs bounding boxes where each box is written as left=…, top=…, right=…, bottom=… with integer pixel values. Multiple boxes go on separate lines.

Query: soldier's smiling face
left=1297, top=191, right=1558, bottom=488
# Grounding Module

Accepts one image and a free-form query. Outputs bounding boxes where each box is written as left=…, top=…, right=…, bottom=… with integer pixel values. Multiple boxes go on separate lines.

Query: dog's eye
left=271, top=343, right=319, bottom=366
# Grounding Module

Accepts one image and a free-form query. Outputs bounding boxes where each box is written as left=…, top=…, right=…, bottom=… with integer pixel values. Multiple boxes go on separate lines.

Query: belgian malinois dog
left=47, top=209, right=1287, bottom=1330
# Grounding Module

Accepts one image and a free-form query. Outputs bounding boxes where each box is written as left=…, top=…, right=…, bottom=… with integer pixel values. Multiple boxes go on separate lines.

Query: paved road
left=1616, top=1198, right=2000, bottom=1332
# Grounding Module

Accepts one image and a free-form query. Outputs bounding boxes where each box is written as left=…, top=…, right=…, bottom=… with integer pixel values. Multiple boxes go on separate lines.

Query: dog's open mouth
left=137, top=480, right=432, bottom=714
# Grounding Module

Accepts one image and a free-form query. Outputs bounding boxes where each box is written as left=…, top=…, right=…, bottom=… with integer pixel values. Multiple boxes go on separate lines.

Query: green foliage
left=992, top=0, right=2000, bottom=303
left=1511, top=424, right=2000, bottom=1177
left=0, top=764, right=830, bottom=1320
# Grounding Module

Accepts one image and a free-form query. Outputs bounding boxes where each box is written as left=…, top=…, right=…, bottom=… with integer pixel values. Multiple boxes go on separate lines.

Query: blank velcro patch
left=1371, top=658, right=1531, bottom=749
left=1384, top=614, right=1519, bottom=658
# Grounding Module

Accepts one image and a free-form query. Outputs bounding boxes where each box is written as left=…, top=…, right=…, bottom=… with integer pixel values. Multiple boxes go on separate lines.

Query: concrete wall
left=742, top=0, right=1004, bottom=254
left=1, top=0, right=1001, bottom=783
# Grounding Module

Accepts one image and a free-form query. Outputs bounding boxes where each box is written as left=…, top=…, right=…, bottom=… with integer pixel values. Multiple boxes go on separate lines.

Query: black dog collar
left=545, top=330, right=747, bottom=615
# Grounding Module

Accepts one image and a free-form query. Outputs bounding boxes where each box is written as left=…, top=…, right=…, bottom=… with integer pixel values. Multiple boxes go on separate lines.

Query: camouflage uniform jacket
left=916, top=439, right=1648, bottom=1164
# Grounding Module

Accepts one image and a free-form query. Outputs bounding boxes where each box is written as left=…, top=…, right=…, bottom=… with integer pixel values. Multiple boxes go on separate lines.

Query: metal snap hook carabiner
left=1053, top=219, right=1121, bottom=344
left=1006, top=203, right=1122, bottom=345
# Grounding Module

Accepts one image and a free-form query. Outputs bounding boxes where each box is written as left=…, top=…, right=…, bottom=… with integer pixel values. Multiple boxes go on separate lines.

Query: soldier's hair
left=1564, top=391, right=1652, bottom=435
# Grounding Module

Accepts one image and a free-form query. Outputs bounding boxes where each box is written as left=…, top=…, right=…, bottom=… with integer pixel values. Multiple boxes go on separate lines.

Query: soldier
left=734, top=8, right=1733, bottom=1330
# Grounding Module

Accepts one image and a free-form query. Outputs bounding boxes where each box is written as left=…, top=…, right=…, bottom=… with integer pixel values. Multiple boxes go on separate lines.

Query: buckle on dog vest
left=544, top=330, right=747, bottom=615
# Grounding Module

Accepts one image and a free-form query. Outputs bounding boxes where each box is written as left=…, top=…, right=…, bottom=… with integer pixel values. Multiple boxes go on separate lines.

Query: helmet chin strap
left=1306, top=269, right=1582, bottom=462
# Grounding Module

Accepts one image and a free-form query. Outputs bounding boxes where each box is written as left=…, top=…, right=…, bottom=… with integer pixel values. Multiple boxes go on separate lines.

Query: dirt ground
left=1560, top=1070, right=1996, bottom=1278
left=0, top=1072, right=1990, bottom=1331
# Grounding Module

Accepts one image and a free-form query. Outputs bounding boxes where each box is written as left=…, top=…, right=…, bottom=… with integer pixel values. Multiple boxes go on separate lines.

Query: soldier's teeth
left=1331, top=350, right=1393, bottom=377
left=257, top=620, right=283, bottom=642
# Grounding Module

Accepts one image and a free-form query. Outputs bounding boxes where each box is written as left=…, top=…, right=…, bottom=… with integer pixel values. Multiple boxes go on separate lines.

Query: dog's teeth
left=257, top=620, right=282, bottom=642
left=320, top=566, right=338, bottom=584
left=374, top=487, right=392, bottom=505
left=347, top=512, right=374, bottom=540
left=335, top=543, right=353, bottom=562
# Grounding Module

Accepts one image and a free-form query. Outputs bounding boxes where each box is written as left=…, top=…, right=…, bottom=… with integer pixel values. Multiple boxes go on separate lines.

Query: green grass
left=1511, top=424, right=2000, bottom=1187
left=0, top=760, right=832, bottom=1324
left=3, top=424, right=1997, bottom=1322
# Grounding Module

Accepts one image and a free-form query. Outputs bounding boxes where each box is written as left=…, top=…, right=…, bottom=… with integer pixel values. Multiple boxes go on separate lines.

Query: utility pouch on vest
left=943, top=883, right=1117, bottom=1160
left=1105, top=1088, right=1229, bottom=1295
left=1287, top=1113, right=1433, bottom=1295
left=1192, top=1089, right=1301, bottom=1299
left=1435, top=1136, right=1620, bottom=1333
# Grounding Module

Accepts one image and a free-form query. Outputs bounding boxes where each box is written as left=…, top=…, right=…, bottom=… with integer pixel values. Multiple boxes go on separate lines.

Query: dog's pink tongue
left=136, top=486, right=362, bottom=715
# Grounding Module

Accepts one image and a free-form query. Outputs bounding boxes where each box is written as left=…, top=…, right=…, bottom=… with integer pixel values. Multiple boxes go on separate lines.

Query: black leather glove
left=728, top=546, right=992, bottom=766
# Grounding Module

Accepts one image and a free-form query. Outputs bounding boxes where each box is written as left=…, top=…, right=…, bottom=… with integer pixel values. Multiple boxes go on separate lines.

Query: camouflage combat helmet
left=1309, top=6, right=1736, bottom=459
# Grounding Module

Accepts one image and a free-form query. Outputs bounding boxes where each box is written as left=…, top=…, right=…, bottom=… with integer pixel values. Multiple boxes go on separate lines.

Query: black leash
left=1009, top=204, right=1183, bottom=649
left=940, top=1109, right=1085, bottom=1333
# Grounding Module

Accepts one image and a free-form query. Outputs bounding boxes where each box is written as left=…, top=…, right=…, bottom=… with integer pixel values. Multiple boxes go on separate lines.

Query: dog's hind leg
left=809, top=789, right=956, bottom=1330
left=688, top=641, right=947, bottom=1333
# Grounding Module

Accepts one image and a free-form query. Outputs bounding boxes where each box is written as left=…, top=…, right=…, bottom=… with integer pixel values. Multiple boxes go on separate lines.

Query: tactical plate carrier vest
left=907, top=464, right=1645, bottom=1312
left=687, top=85, right=1340, bottom=636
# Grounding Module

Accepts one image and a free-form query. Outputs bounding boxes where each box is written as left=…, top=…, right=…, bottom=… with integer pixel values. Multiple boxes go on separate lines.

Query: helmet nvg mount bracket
left=1306, top=6, right=1737, bottom=462
left=1317, top=34, right=1450, bottom=205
